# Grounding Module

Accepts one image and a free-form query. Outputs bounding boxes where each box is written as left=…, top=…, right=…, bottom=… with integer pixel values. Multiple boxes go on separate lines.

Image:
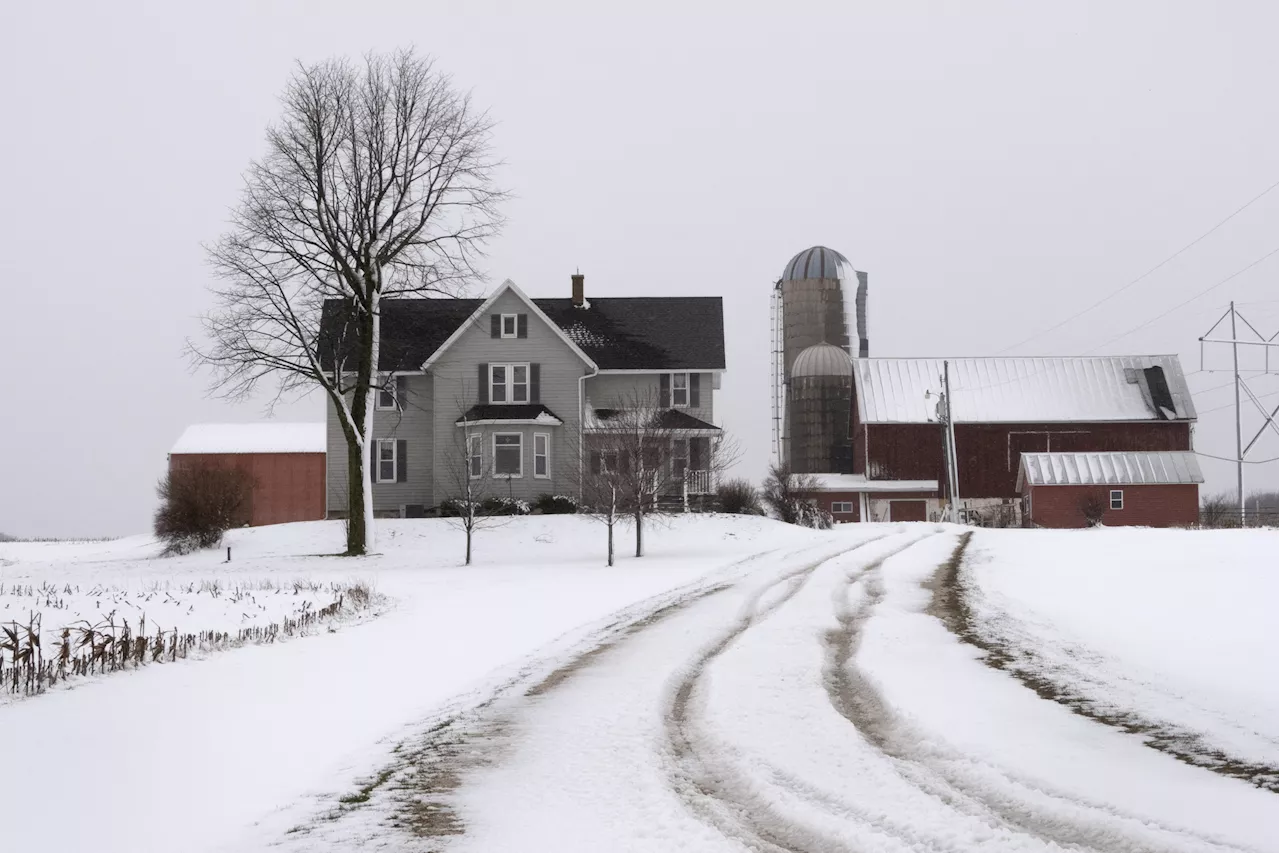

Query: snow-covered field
left=0, top=515, right=825, bottom=853
left=0, top=519, right=1274, bottom=852
left=965, top=529, right=1279, bottom=788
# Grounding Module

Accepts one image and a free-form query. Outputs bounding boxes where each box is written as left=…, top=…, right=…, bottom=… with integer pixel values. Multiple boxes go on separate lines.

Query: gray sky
left=2, top=1, right=1276, bottom=538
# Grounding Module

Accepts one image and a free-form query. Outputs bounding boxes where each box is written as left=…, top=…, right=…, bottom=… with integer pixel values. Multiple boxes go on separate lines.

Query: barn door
left=889, top=500, right=927, bottom=522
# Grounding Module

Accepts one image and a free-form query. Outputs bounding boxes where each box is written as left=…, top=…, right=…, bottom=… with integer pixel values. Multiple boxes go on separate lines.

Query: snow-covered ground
left=0, top=519, right=1274, bottom=852
left=965, top=528, right=1279, bottom=787
left=0, top=515, right=825, bottom=853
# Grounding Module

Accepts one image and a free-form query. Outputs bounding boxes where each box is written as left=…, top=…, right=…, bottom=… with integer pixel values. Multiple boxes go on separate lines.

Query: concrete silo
left=770, top=245, right=868, bottom=471
left=789, top=342, right=855, bottom=474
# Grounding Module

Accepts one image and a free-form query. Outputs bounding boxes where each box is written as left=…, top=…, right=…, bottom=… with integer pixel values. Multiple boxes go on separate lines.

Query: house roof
left=1017, top=451, right=1204, bottom=490
left=169, top=423, right=326, bottom=455
left=456, top=404, right=563, bottom=426
left=854, top=356, right=1196, bottom=424
left=319, top=292, right=725, bottom=372
left=590, top=408, right=721, bottom=432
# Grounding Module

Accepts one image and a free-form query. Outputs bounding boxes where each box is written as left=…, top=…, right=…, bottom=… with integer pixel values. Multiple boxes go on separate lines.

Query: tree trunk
left=344, top=294, right=380, bottom=555
left=465, top=522, right=473, bottom=565
left=634, top=509, right=644, bottom=557
left=345, top=435, right=368, bottom=556
left=607, top=517, right=614, bottom=567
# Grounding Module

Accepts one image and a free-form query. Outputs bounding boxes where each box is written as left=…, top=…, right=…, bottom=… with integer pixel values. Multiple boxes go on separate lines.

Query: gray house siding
left=430, top=289, right=591, bottom=505
left=586, top=372, right=716, bottom=425
left=326, top=373, right=435, bottom=515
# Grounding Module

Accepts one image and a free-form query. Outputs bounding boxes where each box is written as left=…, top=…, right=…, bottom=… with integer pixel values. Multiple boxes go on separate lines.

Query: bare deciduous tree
left=570, top=389, right=738, bottom=564
left=189, top=49, right=504, bottom=555
left=440, top=403, right=511, bottom=565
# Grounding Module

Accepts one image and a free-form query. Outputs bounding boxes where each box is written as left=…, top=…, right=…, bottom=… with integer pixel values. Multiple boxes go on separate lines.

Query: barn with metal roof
left=838, top=355, right=1199, bottom=525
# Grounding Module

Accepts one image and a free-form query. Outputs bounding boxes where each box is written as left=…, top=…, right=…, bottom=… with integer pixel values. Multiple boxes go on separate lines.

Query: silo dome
left=791, top=342, right=853, bottom=378
left=782, top=246, right=855, bottom=282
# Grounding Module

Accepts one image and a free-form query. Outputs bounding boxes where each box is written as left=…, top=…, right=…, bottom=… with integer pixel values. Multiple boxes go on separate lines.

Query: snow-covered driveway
left=296, top=526, right=1276, bottom=853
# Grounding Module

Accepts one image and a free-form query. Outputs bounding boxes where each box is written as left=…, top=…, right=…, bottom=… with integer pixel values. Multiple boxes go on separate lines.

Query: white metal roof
left=854, top=356, right=1196, bottom=424
left=169, top=423, right=326, bottom=455
left=792, top=473, right=939, bottom=493
left=1017, top=451, right=1204, bottom=489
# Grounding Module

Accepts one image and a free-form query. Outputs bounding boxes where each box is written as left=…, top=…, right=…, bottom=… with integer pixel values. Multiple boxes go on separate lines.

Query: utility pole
left=1198, top=303, right=1279, bottom=527
left=938, top=361, right=961, bottom=523
left=1230, top=302, right=1243, bottom=526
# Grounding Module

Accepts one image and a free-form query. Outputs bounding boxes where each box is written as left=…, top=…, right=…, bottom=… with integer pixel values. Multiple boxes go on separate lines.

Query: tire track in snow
left=275, top=543, right=822, bottom=851
left=824, top=533, right=1256, bottom=853
left=931, top=534, right=1279, bottom=793
left=662, top=532, right=941, bottom=853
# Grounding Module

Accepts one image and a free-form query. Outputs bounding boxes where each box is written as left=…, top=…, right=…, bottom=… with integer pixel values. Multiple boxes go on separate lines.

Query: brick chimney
left=571, top=271, right=585, bottom=307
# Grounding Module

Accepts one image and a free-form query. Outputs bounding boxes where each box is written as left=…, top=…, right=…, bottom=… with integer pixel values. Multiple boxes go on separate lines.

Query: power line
left=1083, top=249, right=1279, bottom=354
left=1195, top=451, right=1278, bottom=464
left=998, top=182, right=1279, bottom=355
left=1197, top=389, right=1279, bottom=414
left=1191, top=374, right=1278, bottom=397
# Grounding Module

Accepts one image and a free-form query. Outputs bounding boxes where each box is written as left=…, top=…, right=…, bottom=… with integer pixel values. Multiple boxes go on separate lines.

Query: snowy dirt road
left=281, top=526, right=1276, bottom=853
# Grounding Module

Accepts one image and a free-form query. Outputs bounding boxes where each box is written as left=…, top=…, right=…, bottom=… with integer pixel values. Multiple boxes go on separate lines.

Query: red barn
left=845, top=356, right=1198, bottom=525
left=168, top=424, right=326, bottom=527
left=1017, top=451, right=1203, bottom=528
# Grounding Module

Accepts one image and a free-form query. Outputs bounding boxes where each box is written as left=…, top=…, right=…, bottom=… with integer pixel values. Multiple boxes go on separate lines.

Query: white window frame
left=493, top=432, right=523, bottom=478
left=671, top=372, right=690, bottom=407
left=490, top=363, right=530, bottom=405
left=600, top=449, right=619, bottom=474
left=375, top=377, right=398, bottom=411
left=467, top=434, right=482, bottom=479
left=832, top=501, right=854, bottom=514
left=500, top=313, right=519, bottom=339
left=1110, top=489, right=1124, bottom=510
left=534, top=432, right=550, bottom=479
left=376, top=439, right=398, bottom=484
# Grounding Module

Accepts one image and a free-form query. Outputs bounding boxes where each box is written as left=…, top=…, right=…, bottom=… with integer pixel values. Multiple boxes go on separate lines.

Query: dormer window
left=500, top=314, right=518, bottom=339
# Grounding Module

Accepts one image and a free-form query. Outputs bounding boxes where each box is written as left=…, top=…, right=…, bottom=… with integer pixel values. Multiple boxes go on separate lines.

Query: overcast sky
left=1, top=1, right=1276, bottom=538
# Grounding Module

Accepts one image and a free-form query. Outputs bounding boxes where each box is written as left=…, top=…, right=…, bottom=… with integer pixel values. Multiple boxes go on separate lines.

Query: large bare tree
left=190, top=50, right=504, bottom=555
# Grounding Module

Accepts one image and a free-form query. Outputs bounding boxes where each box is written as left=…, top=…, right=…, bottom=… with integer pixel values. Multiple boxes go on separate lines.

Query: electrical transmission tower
left=1198, top=302, right=1279, bottom=525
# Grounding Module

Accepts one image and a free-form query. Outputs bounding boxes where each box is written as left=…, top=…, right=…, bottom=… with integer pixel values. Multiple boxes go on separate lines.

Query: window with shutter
left=377, top=439, right=397, bottom=483
left=500, top=314, right=518, bottom=338
left=489, top=363, right=530, bottom=404
left=670, top=373, right=689, bottom=407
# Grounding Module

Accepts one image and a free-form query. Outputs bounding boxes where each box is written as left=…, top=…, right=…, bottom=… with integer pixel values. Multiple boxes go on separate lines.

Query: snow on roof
left=854, top=356, right=1196, bottom=424
left=169, top=423, right=326, bottom=455
left=1017, top=451, right=1204, bottom=489
left=791, top=473, right=940, bottom=493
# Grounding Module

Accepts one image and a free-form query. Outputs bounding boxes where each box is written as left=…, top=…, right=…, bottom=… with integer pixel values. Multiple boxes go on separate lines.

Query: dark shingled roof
left=319, top=295, right=725, bottom=372
left=457, top=404, right=563, bottom=423
left=593, top=409, right=721, bottom=431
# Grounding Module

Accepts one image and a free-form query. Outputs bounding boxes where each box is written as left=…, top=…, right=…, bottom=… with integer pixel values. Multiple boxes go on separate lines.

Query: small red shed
left=1017, top=451, right=1203, bottom=529
left=168, top=423, right=326, bottom=527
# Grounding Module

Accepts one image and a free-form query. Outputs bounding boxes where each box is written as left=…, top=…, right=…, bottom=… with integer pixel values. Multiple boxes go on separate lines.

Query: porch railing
left=685, top=469, right=714, bottom=495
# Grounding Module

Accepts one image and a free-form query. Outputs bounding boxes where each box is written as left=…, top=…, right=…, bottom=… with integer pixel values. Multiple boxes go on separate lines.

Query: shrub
left=794, top=500, right=834, bottom=530
left=1078, top=490, right=1106, bottom=527
left=437, top=498, right=469, bottom=518
left=717, top=479, right=763, bottom=515
left=533, top=494, right=579, bottom=515
left=154, top=465, right=254, bottom=555
left=480, top=496, right=531, bottom=516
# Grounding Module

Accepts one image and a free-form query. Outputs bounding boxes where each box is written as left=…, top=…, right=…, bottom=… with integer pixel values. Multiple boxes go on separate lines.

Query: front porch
left=587, top=407, right=722, bottom=512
